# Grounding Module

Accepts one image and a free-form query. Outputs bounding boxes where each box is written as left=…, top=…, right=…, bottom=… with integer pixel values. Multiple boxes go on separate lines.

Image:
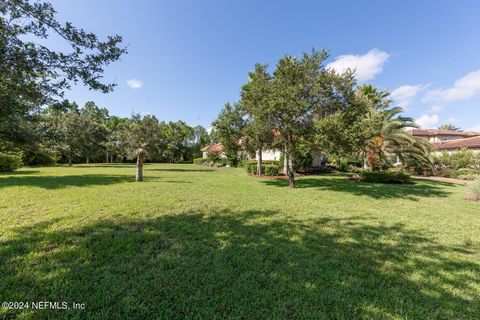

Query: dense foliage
left=0, top=152, right=21, bottom=172
left=0, top=0, right=126, bottom=153
left=20, top=103, right=211, bottom=166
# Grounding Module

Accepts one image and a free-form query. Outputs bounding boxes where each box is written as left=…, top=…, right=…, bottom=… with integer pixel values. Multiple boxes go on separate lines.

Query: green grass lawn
left=1, top=164, right=479, bottom=319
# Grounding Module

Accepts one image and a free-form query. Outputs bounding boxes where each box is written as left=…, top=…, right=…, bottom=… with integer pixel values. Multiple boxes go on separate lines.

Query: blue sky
left=50, top=0, right=480, bottom=131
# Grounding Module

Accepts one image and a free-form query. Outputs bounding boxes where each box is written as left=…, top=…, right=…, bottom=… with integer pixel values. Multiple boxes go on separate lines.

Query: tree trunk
left=136, top=154, right=144, bottom=182
left=257, top=146, right=263, bottom=176
left=68, top=155, right=72, bottom=166
left=86, top=157, right=89, bottom=164
left=287, top=152, right=295, bottom=188
left=283, top=148, right=288, bottom=174
left=106, top=152, right=109, bottom=163
left=367, top=150, right=380, bottom=171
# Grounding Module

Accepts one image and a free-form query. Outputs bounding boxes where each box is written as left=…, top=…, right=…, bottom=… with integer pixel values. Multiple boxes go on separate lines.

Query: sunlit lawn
left=1, top=163, right=479, bottom=319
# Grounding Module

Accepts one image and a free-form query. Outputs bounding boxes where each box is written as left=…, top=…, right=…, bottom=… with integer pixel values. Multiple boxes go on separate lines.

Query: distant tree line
left=10, top=99, right=211, bottom=166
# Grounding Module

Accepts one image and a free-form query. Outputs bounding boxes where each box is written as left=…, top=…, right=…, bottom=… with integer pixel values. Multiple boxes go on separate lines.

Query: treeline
left=10, top=100, right=211, bottom=166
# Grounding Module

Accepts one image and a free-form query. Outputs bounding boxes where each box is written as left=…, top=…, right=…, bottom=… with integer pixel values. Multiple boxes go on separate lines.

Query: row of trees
left=15, top=100, right=211, bottom=167
left=211, top=50, right=434, bottom=188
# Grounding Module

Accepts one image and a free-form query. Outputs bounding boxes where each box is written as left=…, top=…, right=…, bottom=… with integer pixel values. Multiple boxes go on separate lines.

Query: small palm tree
left=438, top=123, right=460, bottom=131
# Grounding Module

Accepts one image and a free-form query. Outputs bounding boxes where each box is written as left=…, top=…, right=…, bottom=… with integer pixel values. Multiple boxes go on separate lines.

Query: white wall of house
left=256, top=149, right=281, bottom=161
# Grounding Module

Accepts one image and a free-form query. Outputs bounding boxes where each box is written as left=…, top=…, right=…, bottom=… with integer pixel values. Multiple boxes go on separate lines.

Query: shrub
left=23, top=148, right=56, bottom=166
left=248, top=163, right=280, bottom=176
left=264, top=164, right=279, bottom=176
left=438, top=168, right=480, bottom=180
left=0, top=153, right=22, bottom=172
left=193, top=158, right=206, bottom=165
left=206, top=151, right=221, bottom=164
left=361, top=170, right=411, bottom=184
left=435, top=148, right=475, bottom=169
left=244, top=160, right=279, bottom=173
left=466, top=179, right=480, bottom=201
left=458, top=174, right=480, bottom=181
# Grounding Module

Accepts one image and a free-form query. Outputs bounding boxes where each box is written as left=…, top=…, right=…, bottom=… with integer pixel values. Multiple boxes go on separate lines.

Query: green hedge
left=361, top=170, right=411, bottom=184
left=0, top=153, right=22, bottom=172
left=193, top=158, right=206, bottom=165
left=244, top=160, right=279, bottom=173
left=249, top=164, right=280, bottom=176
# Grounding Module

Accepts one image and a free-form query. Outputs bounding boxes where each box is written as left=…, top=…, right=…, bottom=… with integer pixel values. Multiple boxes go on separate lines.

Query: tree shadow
left=0, top=174, right=136, bottom=189
left=1, top=210, right=478, bottom=319
left=73, top=164, right=137, bottom=168
left=0, top=170, right=40, bottom=175
left=147, top=168, right=214, bottom=172
left=260, top=175, right=452, bottom=200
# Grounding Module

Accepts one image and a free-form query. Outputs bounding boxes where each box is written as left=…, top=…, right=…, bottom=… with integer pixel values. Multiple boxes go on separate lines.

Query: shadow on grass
left=1, top=210, right=478, bottom=319
left=0, top=170, right=40, bottom=175
left=147, top=168, right=214, bottom=172
left=73, top=164, right=137, bottom=168
left=0, top=174, right=136, bottom=189
left=261, top=175, right=452, bottom=200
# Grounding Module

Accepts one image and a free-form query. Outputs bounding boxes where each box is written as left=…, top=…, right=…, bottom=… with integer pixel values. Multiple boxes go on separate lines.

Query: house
left=200, top=143, right=226, bottom=159
left=201, top=142, right=324, bottom=172
left=201, top=143, right=281, bottom=161
left=434, top=136, right=480, bottom=153
left=408, top=129, right=480, bottom=153
left=408, top=129, right=480, bottom=143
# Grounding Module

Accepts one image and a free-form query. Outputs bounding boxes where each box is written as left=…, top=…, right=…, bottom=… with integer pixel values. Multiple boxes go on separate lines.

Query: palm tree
left=438, top=123, right=460, bottom=131
left=365, top=107, right=434, bottom=170
left=357, top=86, right=435, bottom=170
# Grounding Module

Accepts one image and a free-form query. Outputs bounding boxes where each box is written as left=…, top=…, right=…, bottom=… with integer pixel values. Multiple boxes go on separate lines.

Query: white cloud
left=126, top=79, right=143, bottom=89
left=422, top=70, right=480, bottom=104
left=326, top=49, right=390, bottom=82
left=415, top=114, right=439, bottom=128
left=390, top=84, right=424, bottom=107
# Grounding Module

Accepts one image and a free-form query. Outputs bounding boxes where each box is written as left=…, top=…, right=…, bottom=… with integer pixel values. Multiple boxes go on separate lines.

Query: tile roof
left=409, top=129, right=480, bottom=137
left=200, top=143, right=224, bottom=153
left=434, top=136, right=480, bottom=150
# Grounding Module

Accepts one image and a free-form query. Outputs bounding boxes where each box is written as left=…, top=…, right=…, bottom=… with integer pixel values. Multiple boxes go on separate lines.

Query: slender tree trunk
left=283, top=147, right=288, bottom=175
left=257, top=146, right=263, bottom=176
left=136, top=154, right=144, bottom=182
left=288, top=151, right=295, bottom=188
left=106, top=152, right=109, bottom=163
left=68, top=154, right=72, bottom=166
left=86, top=157, right=89, bottom=164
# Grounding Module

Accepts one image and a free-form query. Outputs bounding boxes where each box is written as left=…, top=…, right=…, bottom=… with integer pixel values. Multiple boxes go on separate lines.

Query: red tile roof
left=200, top=143, right=224, bottom=153
left=434, top=136, right=480, bottom=150
left=409, top=129, right=480, bottom=137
